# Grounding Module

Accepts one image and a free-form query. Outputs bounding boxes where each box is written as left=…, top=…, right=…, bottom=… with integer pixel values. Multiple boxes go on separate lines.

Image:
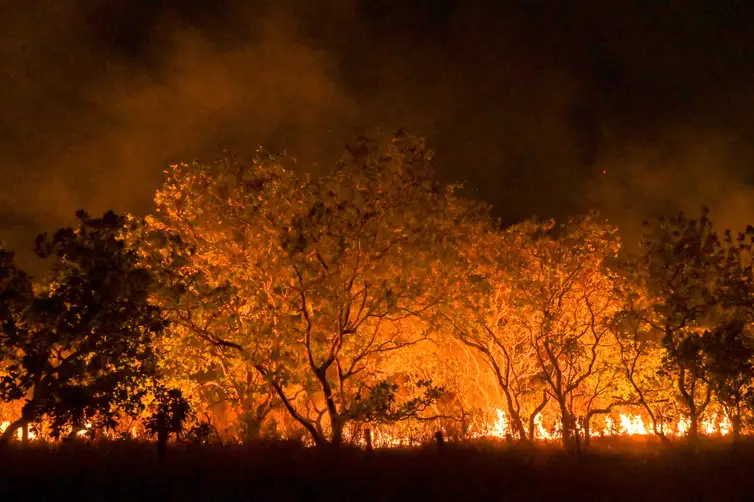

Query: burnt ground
left=0, top=438, right=753, bottom=501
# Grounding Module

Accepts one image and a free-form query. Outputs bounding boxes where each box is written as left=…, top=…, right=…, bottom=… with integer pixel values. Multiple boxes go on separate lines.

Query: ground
left=1, top=438, right=753, bottom=501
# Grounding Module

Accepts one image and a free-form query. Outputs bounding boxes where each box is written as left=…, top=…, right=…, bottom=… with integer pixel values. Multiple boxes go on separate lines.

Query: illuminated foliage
left=146, top=133, right=474, bottom=447
left=446, top=220, right=551, bottom=442
left=507, top=216, right=624, bottom=450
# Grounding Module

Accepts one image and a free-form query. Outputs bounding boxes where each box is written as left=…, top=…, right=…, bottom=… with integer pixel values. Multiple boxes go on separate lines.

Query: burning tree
left=147, top=133, right=473, bottom=447
left=509, top=216, right=625, bottom=450
left=445, top=222, right=550, bottom=442
left=132, top=223, right=279, bottom=441
left=609, top=305, right=674, bottom=441
left=443, top=215, right=629, bottom=448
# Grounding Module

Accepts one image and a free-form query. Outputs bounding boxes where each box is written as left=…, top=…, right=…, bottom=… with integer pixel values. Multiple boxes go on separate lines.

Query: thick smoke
left=2, top=1, right=754, bottom=270
left=1, top=1, right=358, bottom=271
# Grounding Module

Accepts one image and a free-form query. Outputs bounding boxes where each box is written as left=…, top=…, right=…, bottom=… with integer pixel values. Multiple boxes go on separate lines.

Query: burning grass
left=1, top=437, right=753, bottom=501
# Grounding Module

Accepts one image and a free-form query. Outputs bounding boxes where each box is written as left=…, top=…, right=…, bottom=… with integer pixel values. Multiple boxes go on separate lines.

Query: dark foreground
left=1, top=438, right=753, bottom=501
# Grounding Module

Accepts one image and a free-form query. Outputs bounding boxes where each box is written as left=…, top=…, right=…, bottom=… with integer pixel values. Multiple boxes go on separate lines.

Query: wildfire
left=0, top=421, right=38, bottom=441
left=482, top=409, right=732, bottom=441
left=533, top=413, right=555, bottom=440
left=0, top=407, right=738, bottom=446
left=619, top=414, right=648, bottom=435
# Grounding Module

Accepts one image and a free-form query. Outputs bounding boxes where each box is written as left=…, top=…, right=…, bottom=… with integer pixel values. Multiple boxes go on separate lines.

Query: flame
left=718, top=414, right=732, bottom=436
left=480, top=409, right=734, bottom=441
left=0, top=406, right=741, bottom=446
left=676, top=416, right=690, bottom=436
left=618, top=413, right=648, bottom=435
left=0, top=421, right=38, bottom=441
left=533, top=413, right=554, bottom=440
left=489, top=409, right=509, bottom=438
left=76, top=422, right=93, bottom=438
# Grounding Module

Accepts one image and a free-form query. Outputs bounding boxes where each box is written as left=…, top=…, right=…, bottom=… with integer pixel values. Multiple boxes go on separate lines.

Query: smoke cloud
left=2, top=1, right=754, bottom=270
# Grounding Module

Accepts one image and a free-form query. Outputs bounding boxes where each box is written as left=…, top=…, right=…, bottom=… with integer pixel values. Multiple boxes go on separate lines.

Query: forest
left=2, top=132, right=754, bottom=457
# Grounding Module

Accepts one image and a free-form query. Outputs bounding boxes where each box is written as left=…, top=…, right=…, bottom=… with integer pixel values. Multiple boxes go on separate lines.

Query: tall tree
left=509, top=216, right=623, bottom=451
left=0, top=211, right=166, bottom=443
left=445, top=223, right=550, bottom=442
left=147, top=133, right=472, bottom=447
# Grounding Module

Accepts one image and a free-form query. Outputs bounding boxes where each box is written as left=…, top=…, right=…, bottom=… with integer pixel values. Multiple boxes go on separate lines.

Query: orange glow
left=475, top=409, right=734, bottom=441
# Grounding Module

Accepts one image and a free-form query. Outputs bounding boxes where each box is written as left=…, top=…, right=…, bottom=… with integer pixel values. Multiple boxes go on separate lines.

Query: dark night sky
left=3, top=1, right=754, bottom=269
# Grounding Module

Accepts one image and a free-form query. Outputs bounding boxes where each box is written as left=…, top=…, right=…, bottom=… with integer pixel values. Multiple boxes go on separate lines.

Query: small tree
left=631, top=209, right=754, bottom=440
left=609, top=306, right=674, bottom=441
left=704, top=319, right=754, bottom=440
left=144, top=385, right=192, bottom=459
left=0, top=211, right=166, bottom=443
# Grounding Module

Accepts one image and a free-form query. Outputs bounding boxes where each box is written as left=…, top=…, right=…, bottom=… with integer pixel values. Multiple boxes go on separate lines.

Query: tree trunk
left=506, top=406, right=528, bottom=441
left=648, top=414, right=670, bottom=443
left=157, top=427, right=168, bottom=462
left=527, top=392, right=550, bottom=441
left=0, top=417, right=28, bottom=446
left=435, top=431, right=445, bottom=453
left=499, top=386, right=527, bottom=440
left=730, top=404, right=742, bottom=442
left=558, top=402, right=576, bottom=452
left=364, top=428, right=373, bottom=453
left=688, top=413, right=699, bottom=441
left=3, top=380, right=41, bottom=448
left=330, top=417, right=343, bottom=449
left=731, top=415, right=741, bottom=442
left=582, top=418, right=591, bottom=448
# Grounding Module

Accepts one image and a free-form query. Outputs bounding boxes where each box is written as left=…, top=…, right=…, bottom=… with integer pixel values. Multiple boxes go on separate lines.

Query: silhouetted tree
left=630, top=208, right=754, bottom=440
left=0, top=211, right=166, bottom=443
left=144, top=385, right=192, bottom=460
left=609, top=306, right=674, bottom=442
left=704, top=320, right=754, bottom=440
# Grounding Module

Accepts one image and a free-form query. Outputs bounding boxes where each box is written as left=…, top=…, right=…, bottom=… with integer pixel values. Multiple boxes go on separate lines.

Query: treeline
left=2, top=133, right=754, bottom=452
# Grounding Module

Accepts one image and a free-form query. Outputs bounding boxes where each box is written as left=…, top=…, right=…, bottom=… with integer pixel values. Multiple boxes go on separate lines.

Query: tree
left=445, top=223, right=550, bottom=442
left=147, top=133, right=471, bottom=447
left=629, top=208, right=754, bottom=439
left=609, top=305, right=674, bottom=441
left=144, top=385, right=192, bottom=460
left=0, top=249, right=34, bottom=442
left=0, top=211, right=166, bottom=443
left=704, top=319, right=754, bottom=440
left=132, top=226, right=280, bottom=440
left=508, top=216, right=624, bottom=451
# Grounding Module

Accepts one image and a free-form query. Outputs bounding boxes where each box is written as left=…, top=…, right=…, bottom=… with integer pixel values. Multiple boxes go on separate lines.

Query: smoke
left=2, top=1, right=754, bottom=270
left=587, top=127, right=754, bottom=247
left=0, top=1, right=359, bottom=270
